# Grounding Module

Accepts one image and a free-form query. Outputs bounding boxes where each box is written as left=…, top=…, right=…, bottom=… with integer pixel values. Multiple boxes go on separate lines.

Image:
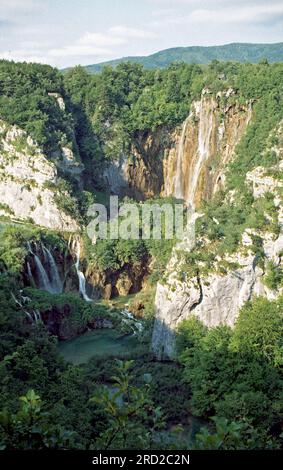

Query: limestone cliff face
left=163, top=89, right=252, bottom=206
left=103, top=89, right=251, bottom=206
left=152, top=130, right=283, bottom=359
left=86, top=255, right=149, bottom=300
left=153, top=240, right=282, bottom=359
left=126, top=129, right=173, bottom=198
left=0, top=121, right=79, bottom=231
left=48, top=93, right=84, bottom=179
left=103, top=127, right=174, bottom=198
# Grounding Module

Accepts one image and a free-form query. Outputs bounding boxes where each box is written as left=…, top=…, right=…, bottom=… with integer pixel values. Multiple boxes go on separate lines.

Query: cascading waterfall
left=171, top=98, right=214, bottom=267
left=174, top=116, right=190, bottom=200
left=172, top=96, right=214, bottom=253
left=27, top=241, right=63, bottom=294
left=43, top=246, right=63, bottom=294
left=73, top=238, right=92, bottom=302
left=33, top=309, right=41, bottom=323
left=27, top=261, right=35, bottom=287
left=186, top=97, right=214, bottom=208
left=173, top=97, right=214, bottom=209
left=121, top=309, right=143, bottom=335
left=11, top=292, right=39, bottom=323
left=33, top=254, right=53, bottom=292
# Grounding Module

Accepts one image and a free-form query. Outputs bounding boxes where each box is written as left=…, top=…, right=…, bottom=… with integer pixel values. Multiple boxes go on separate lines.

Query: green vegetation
left=0, top=389, right=75, bottom=449
left=0, top=219, right=282, bottom=450
left=90, top=360, right=165, bottom=450
left=0, top=57, right=282, bottom=451
left=1, top=269, right=282, bottom=450
left=178, top=187, right=281, bottom=280
left=0, top=61, right=75, bottom=156
left=76, top=42, right=283, bottom=74
left=86, top=238, right=147, bottom=272
left=194, top=416, right=271, bottom=450
left=23, top=288, right=114, bottom=338
left=176, top=296, right=283, bottom=448
left=264, top=261, right=283, bottom=291
left=63, top=60, right=283, bottom=206
left=64, top=62, right=199, bottom=165
left=82, top=196, right=185, bottom=284
left=1, top=59, right=282, bottom=209
left=0, top=224, right=66, bottom=277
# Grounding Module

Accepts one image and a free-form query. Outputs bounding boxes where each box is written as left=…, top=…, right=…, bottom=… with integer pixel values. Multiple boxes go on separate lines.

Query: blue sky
left=0, top=0, right=283, bottom=68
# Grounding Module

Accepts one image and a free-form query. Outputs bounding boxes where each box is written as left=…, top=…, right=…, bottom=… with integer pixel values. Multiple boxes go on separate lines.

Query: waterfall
left=74, top=239, right=92, bottom=302
left=27, top=261, right=35, bottom=287
left=186, top=97, right=213, bottom=208
left=33, top=309, right=41, bottom=323
left=27, top=241, right=63, bottom=294
left=25, top=310, right=33, bottom=322
left=11, top=292, right=36, bottom=323
left=77, top=271, right=92, bottom=302
left=33, top=254, right=53, bottom=292
left=27, top=241, right=34, bottom=255
left=43, top=246, right=63, bottom=294
left=174, top=116, right=190, bottom=200
left=121, top=309, right=144, bottom=335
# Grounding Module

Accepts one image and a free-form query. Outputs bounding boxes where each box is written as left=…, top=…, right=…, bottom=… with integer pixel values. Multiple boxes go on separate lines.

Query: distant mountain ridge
left=79, top=42, right=283, bottom=74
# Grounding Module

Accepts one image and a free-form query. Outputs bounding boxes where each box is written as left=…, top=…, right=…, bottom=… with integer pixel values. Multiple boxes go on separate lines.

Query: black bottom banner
left=0, top=450, right=281, bottom=467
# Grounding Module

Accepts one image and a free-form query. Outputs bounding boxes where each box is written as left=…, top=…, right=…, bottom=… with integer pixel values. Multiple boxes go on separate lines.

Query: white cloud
left=44, top=25, right=158, bottom=64
left=48, top=45, right=111, bottom=58
left=0, top=0, right=36, bottom=10
left=0, top=0, right=42, bottom=18
left=78, top=32, right=126, bottom=47
left=0, top=49, right=51, bottom=65
left=0, top=1, right=281, bottom=68
left=109, top=25, right=158, bottom=39
left=188, top=3, right=283, bottom=24
left=152, top=2, right=283, bottom=27
left=47, top=32, right=121, bottom=61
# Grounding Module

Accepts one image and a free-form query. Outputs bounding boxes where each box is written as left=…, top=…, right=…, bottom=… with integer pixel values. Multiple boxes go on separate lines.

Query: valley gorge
left=2, top=77, right=280, bottom=357
left=0, top=58, right=282, bottom=451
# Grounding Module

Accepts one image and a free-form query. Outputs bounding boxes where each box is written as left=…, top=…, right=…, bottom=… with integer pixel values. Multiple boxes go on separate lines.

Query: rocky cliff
left=103, top=126, right=173, bottom=199
left=0, top=120, right=80, bottom=231
left=163, top=89, right=252, bottom=206
left=103, top=89, right=252, bottom=207
left=152, top=116, right=282, bottom=359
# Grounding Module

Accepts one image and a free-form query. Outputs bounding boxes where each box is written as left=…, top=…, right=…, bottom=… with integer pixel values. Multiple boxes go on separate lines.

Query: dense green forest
left=0, top=61, right=77, bottom=157
left=0, top=58, right=282, bottom=450
left=1, top=58, right=282, bottom=178
left=72, top=42, right=283, bottom=74
left=0, top=237, right=282, bottom=449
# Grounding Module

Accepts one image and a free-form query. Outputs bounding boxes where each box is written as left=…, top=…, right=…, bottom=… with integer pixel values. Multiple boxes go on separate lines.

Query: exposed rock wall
left=153, top=247, right=281, bottom=359
left=163, top=89, right=252, bottom=206
left=86, top=256, right=150, bottom=300
left=103, top=127, right=175, bottom=199
left=103, top=90, right=251, bottom=207
left=152, top=115, right=283, bottom=359
left=0, top=121, right=79, bottom=231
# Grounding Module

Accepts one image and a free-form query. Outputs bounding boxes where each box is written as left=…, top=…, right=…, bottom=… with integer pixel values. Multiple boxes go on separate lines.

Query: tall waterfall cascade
left=173, top=96, right=214, bottom=208
left=174, top=116, right=191, bottom=200
left=27, top=241, right=63, bottom=295
left=186, top=99, right=214, bottom=207
left=153, top=91, right=255, bottom=359
left=72, top=238, right=92, bottom=302
left=43, top=246, right=63, bottom=294
left=27, top=238, right=93, bottom=302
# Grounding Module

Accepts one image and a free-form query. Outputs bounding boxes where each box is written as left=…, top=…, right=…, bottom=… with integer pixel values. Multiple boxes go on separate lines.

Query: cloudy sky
left=0, top=0, right=282, bottom=68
